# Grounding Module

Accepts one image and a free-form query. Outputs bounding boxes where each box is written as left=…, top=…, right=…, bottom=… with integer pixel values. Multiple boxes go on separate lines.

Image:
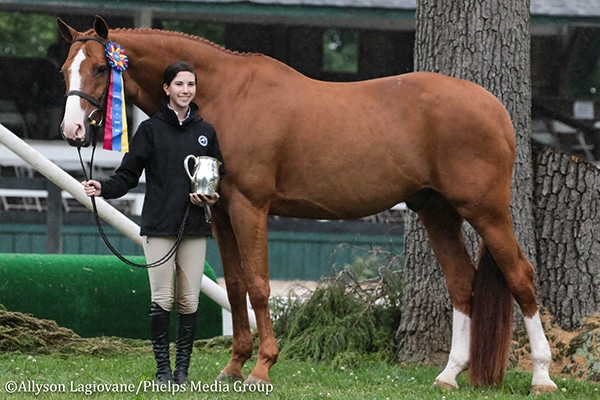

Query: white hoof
left=531, top=384, right=557, bottom=395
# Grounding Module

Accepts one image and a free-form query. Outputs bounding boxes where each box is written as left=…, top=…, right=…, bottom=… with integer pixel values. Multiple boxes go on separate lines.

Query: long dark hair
left=163, top=61, right=197, bottom=86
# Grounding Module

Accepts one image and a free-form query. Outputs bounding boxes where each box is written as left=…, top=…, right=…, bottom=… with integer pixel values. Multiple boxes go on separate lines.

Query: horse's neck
left=112, top=29, right=243, bottom=116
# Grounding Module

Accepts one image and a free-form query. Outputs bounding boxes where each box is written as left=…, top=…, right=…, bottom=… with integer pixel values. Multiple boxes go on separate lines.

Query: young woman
left=82, top=61, right=225, bottom=385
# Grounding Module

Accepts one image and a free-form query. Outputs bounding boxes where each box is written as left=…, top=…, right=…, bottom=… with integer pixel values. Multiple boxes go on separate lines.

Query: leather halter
left=66, top=36, right=110, bottom=126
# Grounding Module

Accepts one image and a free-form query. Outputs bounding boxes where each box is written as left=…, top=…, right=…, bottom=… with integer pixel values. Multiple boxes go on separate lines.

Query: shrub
left=273, top=252, right=403, bottom=366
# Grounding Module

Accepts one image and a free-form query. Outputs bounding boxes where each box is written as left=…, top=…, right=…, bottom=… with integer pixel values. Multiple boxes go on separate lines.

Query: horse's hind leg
left=415, top=194, right=476, bottom=389
left=467, top=210, right=557, bottom=393
left=211, top=209, right=254, bottom=382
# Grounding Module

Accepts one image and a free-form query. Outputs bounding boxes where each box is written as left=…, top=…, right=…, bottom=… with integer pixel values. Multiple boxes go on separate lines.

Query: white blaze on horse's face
left=61, top=49, right=87, bottom=141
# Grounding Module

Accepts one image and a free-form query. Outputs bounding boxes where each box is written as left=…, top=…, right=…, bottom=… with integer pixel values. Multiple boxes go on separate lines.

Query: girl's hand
left=190, top=192, right=220, bottom=207
left=82, top=180, right=102, bottom=197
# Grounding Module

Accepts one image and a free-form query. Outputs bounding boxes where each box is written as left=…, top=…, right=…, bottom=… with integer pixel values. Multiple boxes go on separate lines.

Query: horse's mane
left=111, top=27, right=257, bottom=57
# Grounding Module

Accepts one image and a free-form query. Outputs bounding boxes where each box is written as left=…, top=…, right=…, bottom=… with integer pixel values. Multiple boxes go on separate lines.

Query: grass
left=1, top=265, right=598, bottom=399
left=0, top=341, right=598, bottom=399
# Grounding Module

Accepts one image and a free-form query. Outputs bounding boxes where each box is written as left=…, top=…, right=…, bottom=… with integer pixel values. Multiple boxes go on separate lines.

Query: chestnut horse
left=57, top=16, right=557, bottom=393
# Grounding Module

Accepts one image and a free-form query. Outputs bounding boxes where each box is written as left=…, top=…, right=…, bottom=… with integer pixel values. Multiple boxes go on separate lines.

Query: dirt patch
left=0, top=306, right=146, bottom=355
left=0, top=306, right=82, bottom=352
left=511, top=311, right=600, bottom=381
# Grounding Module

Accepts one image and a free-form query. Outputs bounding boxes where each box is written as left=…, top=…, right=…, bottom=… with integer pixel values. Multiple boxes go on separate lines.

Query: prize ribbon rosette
left=103, top=42, right=129, bottom=152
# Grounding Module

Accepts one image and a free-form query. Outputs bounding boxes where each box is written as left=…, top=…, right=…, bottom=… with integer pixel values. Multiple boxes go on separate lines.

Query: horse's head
left=57, top=16, right=111, bottom=147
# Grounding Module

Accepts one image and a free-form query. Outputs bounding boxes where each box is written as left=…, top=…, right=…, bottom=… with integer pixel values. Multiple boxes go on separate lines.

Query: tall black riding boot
left=149, top=302, right=173, bottom=385
left=173, top=311, right=197, bottom=384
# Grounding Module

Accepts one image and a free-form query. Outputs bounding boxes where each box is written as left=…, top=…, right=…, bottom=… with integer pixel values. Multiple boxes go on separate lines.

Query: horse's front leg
left=227, top=202, right=277, bottom=384
left=212, top=208, right=253, bottom=382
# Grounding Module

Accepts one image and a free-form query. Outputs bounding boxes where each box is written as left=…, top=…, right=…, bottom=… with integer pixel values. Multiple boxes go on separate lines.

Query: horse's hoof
left=244, top=375, right=271, bottom=385
left=433, top=379, right=457, bottom=390
left=531, top=385, right=557, bottom=395
left=215, top=370, right=244, bottom=383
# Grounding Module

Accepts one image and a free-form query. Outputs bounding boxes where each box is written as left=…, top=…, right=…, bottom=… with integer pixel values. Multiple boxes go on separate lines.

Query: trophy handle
left=183, top=155, right=197, bottom=182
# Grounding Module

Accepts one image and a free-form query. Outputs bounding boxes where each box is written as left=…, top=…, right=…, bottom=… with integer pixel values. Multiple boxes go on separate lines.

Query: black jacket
left=99, top=99, right=224, bottom=237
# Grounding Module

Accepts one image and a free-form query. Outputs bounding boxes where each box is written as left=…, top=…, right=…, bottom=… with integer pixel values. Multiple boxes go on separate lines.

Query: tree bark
left=533, top=146, right=600, bottom=330
left=397, top=0, right=533, bottom=365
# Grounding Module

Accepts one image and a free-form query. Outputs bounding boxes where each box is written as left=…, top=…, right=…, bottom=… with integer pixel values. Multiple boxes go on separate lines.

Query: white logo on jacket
left=198, top=135, right=208, bottom=146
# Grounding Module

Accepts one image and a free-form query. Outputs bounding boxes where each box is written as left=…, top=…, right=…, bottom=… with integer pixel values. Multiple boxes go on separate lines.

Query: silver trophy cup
left=184, top=155, right=220, bottom=195
left=184, top=155, right=220, bottom=222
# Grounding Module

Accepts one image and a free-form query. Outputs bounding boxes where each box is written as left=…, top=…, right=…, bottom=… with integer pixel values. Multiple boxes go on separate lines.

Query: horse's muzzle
left=60, top=121, right=94, bottom=148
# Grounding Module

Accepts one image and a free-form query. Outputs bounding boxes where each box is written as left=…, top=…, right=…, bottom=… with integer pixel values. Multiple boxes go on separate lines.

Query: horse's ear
left=57, top=18, right=78, bottom=43
left=93, top=15, right=109, bottom=40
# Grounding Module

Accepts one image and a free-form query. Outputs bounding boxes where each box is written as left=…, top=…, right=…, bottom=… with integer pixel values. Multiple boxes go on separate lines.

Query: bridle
left=66, top=36, right=190, bottom=269
left=66, top=36, right=111, bottom=128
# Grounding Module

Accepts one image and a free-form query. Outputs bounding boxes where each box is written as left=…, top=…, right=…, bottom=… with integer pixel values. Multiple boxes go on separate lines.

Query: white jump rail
left=0, top=124, right=256, bottom=330
left=0, top=188, right=144, bottom=213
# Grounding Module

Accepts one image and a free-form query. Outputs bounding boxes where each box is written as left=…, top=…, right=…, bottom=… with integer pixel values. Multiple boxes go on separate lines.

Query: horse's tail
left=468, top=244, right=514, bottom=386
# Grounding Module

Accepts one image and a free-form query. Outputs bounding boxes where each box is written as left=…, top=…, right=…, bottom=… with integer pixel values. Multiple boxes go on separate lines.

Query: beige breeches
left=143, top=236, right=206, bottom=314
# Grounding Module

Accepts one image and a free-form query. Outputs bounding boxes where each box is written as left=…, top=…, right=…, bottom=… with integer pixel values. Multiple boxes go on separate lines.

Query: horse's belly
left=269, top=199, right=395, bottom=220
left=269, top=181, right=409, bottom=219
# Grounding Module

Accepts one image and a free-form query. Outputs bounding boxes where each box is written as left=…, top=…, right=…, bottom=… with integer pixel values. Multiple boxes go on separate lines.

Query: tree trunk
left=533, top=146, right=600, bottom=330
left=397, top=0, right=533, bottom=365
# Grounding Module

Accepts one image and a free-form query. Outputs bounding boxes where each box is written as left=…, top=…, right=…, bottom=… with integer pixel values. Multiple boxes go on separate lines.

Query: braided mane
left=111, top=27, right=256, bottom=57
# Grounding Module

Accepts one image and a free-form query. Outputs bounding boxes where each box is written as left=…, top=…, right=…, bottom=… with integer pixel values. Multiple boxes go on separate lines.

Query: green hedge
left=0, top=253, right=222, bottom=340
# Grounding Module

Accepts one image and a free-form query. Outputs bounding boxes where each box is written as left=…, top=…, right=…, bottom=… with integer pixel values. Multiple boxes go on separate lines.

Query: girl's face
left=163, top=71, right=196, bottom=114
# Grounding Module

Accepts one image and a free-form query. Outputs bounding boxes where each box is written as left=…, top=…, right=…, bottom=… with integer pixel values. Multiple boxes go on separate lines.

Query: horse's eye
left=95, top=65, right=109, bottom=76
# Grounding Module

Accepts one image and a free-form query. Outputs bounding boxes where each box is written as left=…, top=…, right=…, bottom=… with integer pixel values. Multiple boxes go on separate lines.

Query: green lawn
left=0, top=338, right=597, bottom=399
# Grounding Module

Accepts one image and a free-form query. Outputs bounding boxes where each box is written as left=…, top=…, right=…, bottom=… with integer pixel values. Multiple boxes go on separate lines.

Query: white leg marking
left=61, top=49, right=88, bottom=139
left=524, top=311, right=557, bottom=390
left=435, top=309, right=470, bottom=389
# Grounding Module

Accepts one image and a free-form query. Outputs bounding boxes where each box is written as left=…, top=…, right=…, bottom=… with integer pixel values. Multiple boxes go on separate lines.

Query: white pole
left=0, top=124, right=257, bottom=329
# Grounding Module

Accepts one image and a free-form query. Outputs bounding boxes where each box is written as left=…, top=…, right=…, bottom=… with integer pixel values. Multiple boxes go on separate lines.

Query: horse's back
left=283, top=71, right=515, bottom=156
left=278, top=71, right=516, bottom=182
left=373, top=72, right=514, bottom=142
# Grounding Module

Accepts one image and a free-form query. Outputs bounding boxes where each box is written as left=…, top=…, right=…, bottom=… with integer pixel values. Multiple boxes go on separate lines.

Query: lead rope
left=77, top=130, right=190, bottom=269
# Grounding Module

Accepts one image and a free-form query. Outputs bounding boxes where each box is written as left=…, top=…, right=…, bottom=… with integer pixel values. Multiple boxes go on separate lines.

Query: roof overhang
left=0, top=0, right=415, bottom=30
left=2, top=0, right=600, bottom=33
